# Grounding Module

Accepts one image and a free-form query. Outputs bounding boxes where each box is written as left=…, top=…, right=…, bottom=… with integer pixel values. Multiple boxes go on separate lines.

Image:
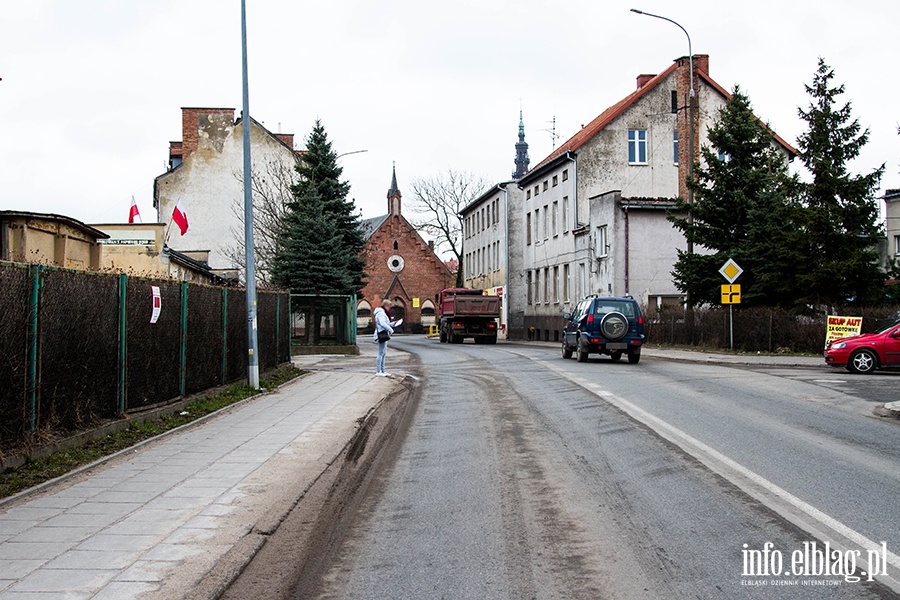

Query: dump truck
left=438, top=288, right=501, bottom=344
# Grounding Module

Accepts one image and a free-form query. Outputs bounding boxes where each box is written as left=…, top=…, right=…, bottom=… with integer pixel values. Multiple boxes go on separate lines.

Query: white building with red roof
left=490, top=55, right=796, bottom=341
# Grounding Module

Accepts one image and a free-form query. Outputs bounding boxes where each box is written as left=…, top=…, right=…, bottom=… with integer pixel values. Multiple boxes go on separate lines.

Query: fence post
left=180, top=282, right=188, bottom=397
left=117, top=274, right=127, bottom=414
left=25, top=264, right=44, bottom=431
left=222, top=286, right=228, bottom=384
left=275, top=293, right=281, bottom=364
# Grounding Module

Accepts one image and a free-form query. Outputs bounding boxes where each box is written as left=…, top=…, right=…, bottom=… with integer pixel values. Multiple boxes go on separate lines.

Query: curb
left=0, top=372, right=307, bottom=510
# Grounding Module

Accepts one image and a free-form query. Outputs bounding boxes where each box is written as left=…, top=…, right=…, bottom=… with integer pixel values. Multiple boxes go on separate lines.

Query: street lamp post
left=241, top=0, right=260, bottom=389
left=630, top=8, right=695, bottom=307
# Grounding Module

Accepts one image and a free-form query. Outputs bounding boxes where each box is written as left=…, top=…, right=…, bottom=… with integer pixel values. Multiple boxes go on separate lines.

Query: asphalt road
left=297, top=337, right=899, bottom=599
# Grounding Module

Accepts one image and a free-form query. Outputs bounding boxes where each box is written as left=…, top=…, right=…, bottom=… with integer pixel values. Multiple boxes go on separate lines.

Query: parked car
left=561, top=296, right=645, bottom=363
left=824, top=319, right=900, bottom=374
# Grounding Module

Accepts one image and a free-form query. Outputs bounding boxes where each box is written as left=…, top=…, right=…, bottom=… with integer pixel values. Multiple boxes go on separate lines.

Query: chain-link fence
left=0, top=262, right=290, bottom=449
left=643, top=305, right=900, bottom=353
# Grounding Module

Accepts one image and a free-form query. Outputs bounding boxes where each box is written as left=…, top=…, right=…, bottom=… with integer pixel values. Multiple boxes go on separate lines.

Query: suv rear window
left=593, top=300, right=636, bottom=317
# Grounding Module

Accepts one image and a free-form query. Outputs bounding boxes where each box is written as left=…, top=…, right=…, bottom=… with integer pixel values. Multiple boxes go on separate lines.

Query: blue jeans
left=377, top=341, right=388, bottom=373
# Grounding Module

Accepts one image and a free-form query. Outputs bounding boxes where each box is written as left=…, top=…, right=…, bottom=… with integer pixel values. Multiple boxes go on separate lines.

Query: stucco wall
left=155, top=115, right=299, bottom=271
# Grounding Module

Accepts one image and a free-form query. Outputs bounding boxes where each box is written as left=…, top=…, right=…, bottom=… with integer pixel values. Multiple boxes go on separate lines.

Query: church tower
left=387, top=163, right=401, bottom=215
left=512, top=109, right=530, bottom=180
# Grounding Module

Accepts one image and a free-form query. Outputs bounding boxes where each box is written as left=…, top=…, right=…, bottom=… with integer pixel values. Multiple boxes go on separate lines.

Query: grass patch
left=0, top=366, right=304, bottom=500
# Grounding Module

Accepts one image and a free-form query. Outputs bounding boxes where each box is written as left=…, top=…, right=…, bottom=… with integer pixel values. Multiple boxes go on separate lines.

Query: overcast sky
left=2, top=0, right=898, bottom=226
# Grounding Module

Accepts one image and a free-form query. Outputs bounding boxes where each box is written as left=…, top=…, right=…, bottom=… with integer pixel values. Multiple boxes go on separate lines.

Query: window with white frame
left=895, top=235, right=900, bottom=255
left=534, top=208, right=540, bottom=241
left=543, top=206, right=549, bottom=240
left=526, top=213, right=532, bottom=245
left=563, top=263, right=570, bottom=303
left=562, top=196, right=569, bottom=232
left=628, top=129, right=648, bottom=164
left=553, top=266, right=559, bottom=303
left=596, top=225, right=608, bottom=258
left=552, top=201, right=559, bottom=236
left=544, top=267, right=550, bottom=303
left=673, top=130, right=679, bottom=165
left=579, top=263, right=586, bottom=298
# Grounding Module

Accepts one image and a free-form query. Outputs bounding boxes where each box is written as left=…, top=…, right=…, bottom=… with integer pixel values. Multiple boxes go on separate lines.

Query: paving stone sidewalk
left=0, top=346, right=407, bottom=600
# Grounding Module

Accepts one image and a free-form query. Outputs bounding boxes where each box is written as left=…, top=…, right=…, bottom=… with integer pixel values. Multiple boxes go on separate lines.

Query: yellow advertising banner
left=825, top=316, right=862, bottom=344
left=412, top=297, right=420, bottom=308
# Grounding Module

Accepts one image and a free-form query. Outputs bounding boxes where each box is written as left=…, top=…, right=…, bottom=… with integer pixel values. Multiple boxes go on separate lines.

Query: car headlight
left=833, top=342, right=847, bottom=349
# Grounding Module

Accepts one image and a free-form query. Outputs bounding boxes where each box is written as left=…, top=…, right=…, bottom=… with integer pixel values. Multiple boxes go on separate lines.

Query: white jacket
left=373, top=306, right=394, bottom=342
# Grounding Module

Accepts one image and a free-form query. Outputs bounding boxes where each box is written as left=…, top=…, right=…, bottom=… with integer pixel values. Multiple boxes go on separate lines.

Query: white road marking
left=534, top=356, right=900, bottom=592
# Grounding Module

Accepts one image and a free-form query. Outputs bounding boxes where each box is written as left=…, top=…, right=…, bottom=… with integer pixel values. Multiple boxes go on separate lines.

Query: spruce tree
left=795, top=59, right=885, bottom=309
left=290, top=119, right=366, bottom=291
left=670, top=87, right=801, bottom=307
left=272, top=120, right=365, bottom=343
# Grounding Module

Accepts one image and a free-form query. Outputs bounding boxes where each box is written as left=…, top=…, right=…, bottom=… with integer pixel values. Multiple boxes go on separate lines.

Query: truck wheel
left=562, top=342, right=573, bottom=359
left=847, top=349, right=877, bottom=374
left=610, top=351, right=622, bottom=362
left=576, top=341, right=588, bottom=363
left=627, top=351, right=641, bottom=364
left=439, top=327, right=447, bottom=343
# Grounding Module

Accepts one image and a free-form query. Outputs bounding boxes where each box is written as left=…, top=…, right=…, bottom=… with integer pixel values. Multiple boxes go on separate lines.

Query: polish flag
left=172, top=200, right=189, bottom=235
left=128, top=196, right=141, bottom=224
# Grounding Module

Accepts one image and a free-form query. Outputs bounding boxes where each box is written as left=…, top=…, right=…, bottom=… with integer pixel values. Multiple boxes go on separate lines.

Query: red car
left=824, top=319, right=900, bottom=374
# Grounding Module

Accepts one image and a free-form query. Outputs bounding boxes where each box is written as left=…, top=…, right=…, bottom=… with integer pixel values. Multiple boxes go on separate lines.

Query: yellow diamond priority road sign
left=719, top=258, right=743, bottom=284
left=721, top=284, right=741, bottom=304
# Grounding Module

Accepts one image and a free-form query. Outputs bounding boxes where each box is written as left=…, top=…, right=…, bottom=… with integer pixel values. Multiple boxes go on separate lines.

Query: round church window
left=387, top=254, right=405, bottom=273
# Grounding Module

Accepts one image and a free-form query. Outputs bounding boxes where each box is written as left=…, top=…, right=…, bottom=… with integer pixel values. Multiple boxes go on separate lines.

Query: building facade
left=0, top=211, right=106, bottom=270
left=358, top=169, right=454, bottom=333
left=153, top=107, right=302, bottom=275
left=886, top=189, right=900, bottom=268
left=467, top=55, right=797, bottom=341
left=460, top=182, right=516, bottom=338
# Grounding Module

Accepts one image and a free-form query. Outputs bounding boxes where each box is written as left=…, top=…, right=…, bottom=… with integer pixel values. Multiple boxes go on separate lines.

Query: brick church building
left=358, top=168, right=454, bottom=333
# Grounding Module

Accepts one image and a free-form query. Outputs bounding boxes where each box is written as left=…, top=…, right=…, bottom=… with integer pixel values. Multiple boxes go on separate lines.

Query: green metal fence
left=0, top=261, right=291, bottom=447
left=290, top=294, right=357, bottom=347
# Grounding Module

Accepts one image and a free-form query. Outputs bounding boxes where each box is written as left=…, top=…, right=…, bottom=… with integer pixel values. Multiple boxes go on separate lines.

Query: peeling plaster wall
left=155, top=114, right=299, bottom=271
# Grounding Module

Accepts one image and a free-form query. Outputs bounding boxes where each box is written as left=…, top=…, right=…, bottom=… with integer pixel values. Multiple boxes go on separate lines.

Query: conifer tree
left=670, top=87, right=801, bottom=307
left=794, top=59, right=885, bottom=308
left=272, top=120, right=365, bottom=342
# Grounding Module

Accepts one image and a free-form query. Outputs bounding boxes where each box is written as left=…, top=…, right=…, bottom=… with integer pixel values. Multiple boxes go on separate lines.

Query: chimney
left=636, top=74, right=657, bottom=89
left=695, top=54, right=709, bottom=74
left=428, top=240, right=435, bottom=251
left=180, top=107, right=235, bottom=160
left=275, top=133, right=294, bottom=149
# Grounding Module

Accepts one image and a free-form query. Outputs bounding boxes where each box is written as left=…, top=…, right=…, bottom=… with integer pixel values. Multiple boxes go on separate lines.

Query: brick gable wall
left=359, top=213, right=453, bottom=332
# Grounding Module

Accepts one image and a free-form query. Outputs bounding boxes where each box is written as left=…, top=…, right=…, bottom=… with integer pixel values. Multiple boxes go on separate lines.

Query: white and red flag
left=128, top=196, right=141, bottom=224
left=172, top=200, right=189, bottom=235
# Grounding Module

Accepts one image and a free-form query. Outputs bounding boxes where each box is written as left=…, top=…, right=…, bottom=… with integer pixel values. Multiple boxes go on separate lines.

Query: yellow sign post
left=721, top=284, right=741, bottom=304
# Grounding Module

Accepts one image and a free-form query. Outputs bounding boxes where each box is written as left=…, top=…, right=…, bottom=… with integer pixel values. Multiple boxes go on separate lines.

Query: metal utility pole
left=630, top=8, right=695, bottom=309
left=241, top=0, right=260, bottom=389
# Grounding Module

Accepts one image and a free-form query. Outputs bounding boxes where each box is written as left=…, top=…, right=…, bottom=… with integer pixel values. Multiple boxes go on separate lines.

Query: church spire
left=387, top=162, right=402, bottom=215
left=513, top=108, right=530, bottom=179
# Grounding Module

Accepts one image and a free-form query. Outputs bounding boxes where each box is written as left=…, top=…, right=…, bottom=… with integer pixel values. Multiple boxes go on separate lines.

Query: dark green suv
left=561, top=296, right=645, bottom=364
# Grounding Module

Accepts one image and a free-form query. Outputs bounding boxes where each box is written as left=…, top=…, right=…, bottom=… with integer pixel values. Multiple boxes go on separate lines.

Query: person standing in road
left=373, top=299, right=394, bottom=376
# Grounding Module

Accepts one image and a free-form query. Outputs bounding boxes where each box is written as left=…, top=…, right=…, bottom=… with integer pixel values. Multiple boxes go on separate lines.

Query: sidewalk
left=0, top=342, right=412, bottom=599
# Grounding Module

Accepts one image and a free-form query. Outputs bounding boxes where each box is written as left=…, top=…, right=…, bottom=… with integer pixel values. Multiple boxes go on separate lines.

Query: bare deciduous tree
left=409, top=169, right=490, bottom=287
left=226, top=157, right=299, bottom=286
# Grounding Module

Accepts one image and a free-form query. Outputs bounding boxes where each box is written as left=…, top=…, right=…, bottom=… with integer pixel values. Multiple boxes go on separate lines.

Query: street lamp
left=241, top=0, right=260, bottom=389
left=336, top=149, right=368, bottom=160
left=630, top=8, right=696, bottom=305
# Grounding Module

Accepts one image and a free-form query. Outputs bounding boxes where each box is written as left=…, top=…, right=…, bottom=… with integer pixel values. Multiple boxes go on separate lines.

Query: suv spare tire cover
left=600, top=311, right=629, bottom=341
